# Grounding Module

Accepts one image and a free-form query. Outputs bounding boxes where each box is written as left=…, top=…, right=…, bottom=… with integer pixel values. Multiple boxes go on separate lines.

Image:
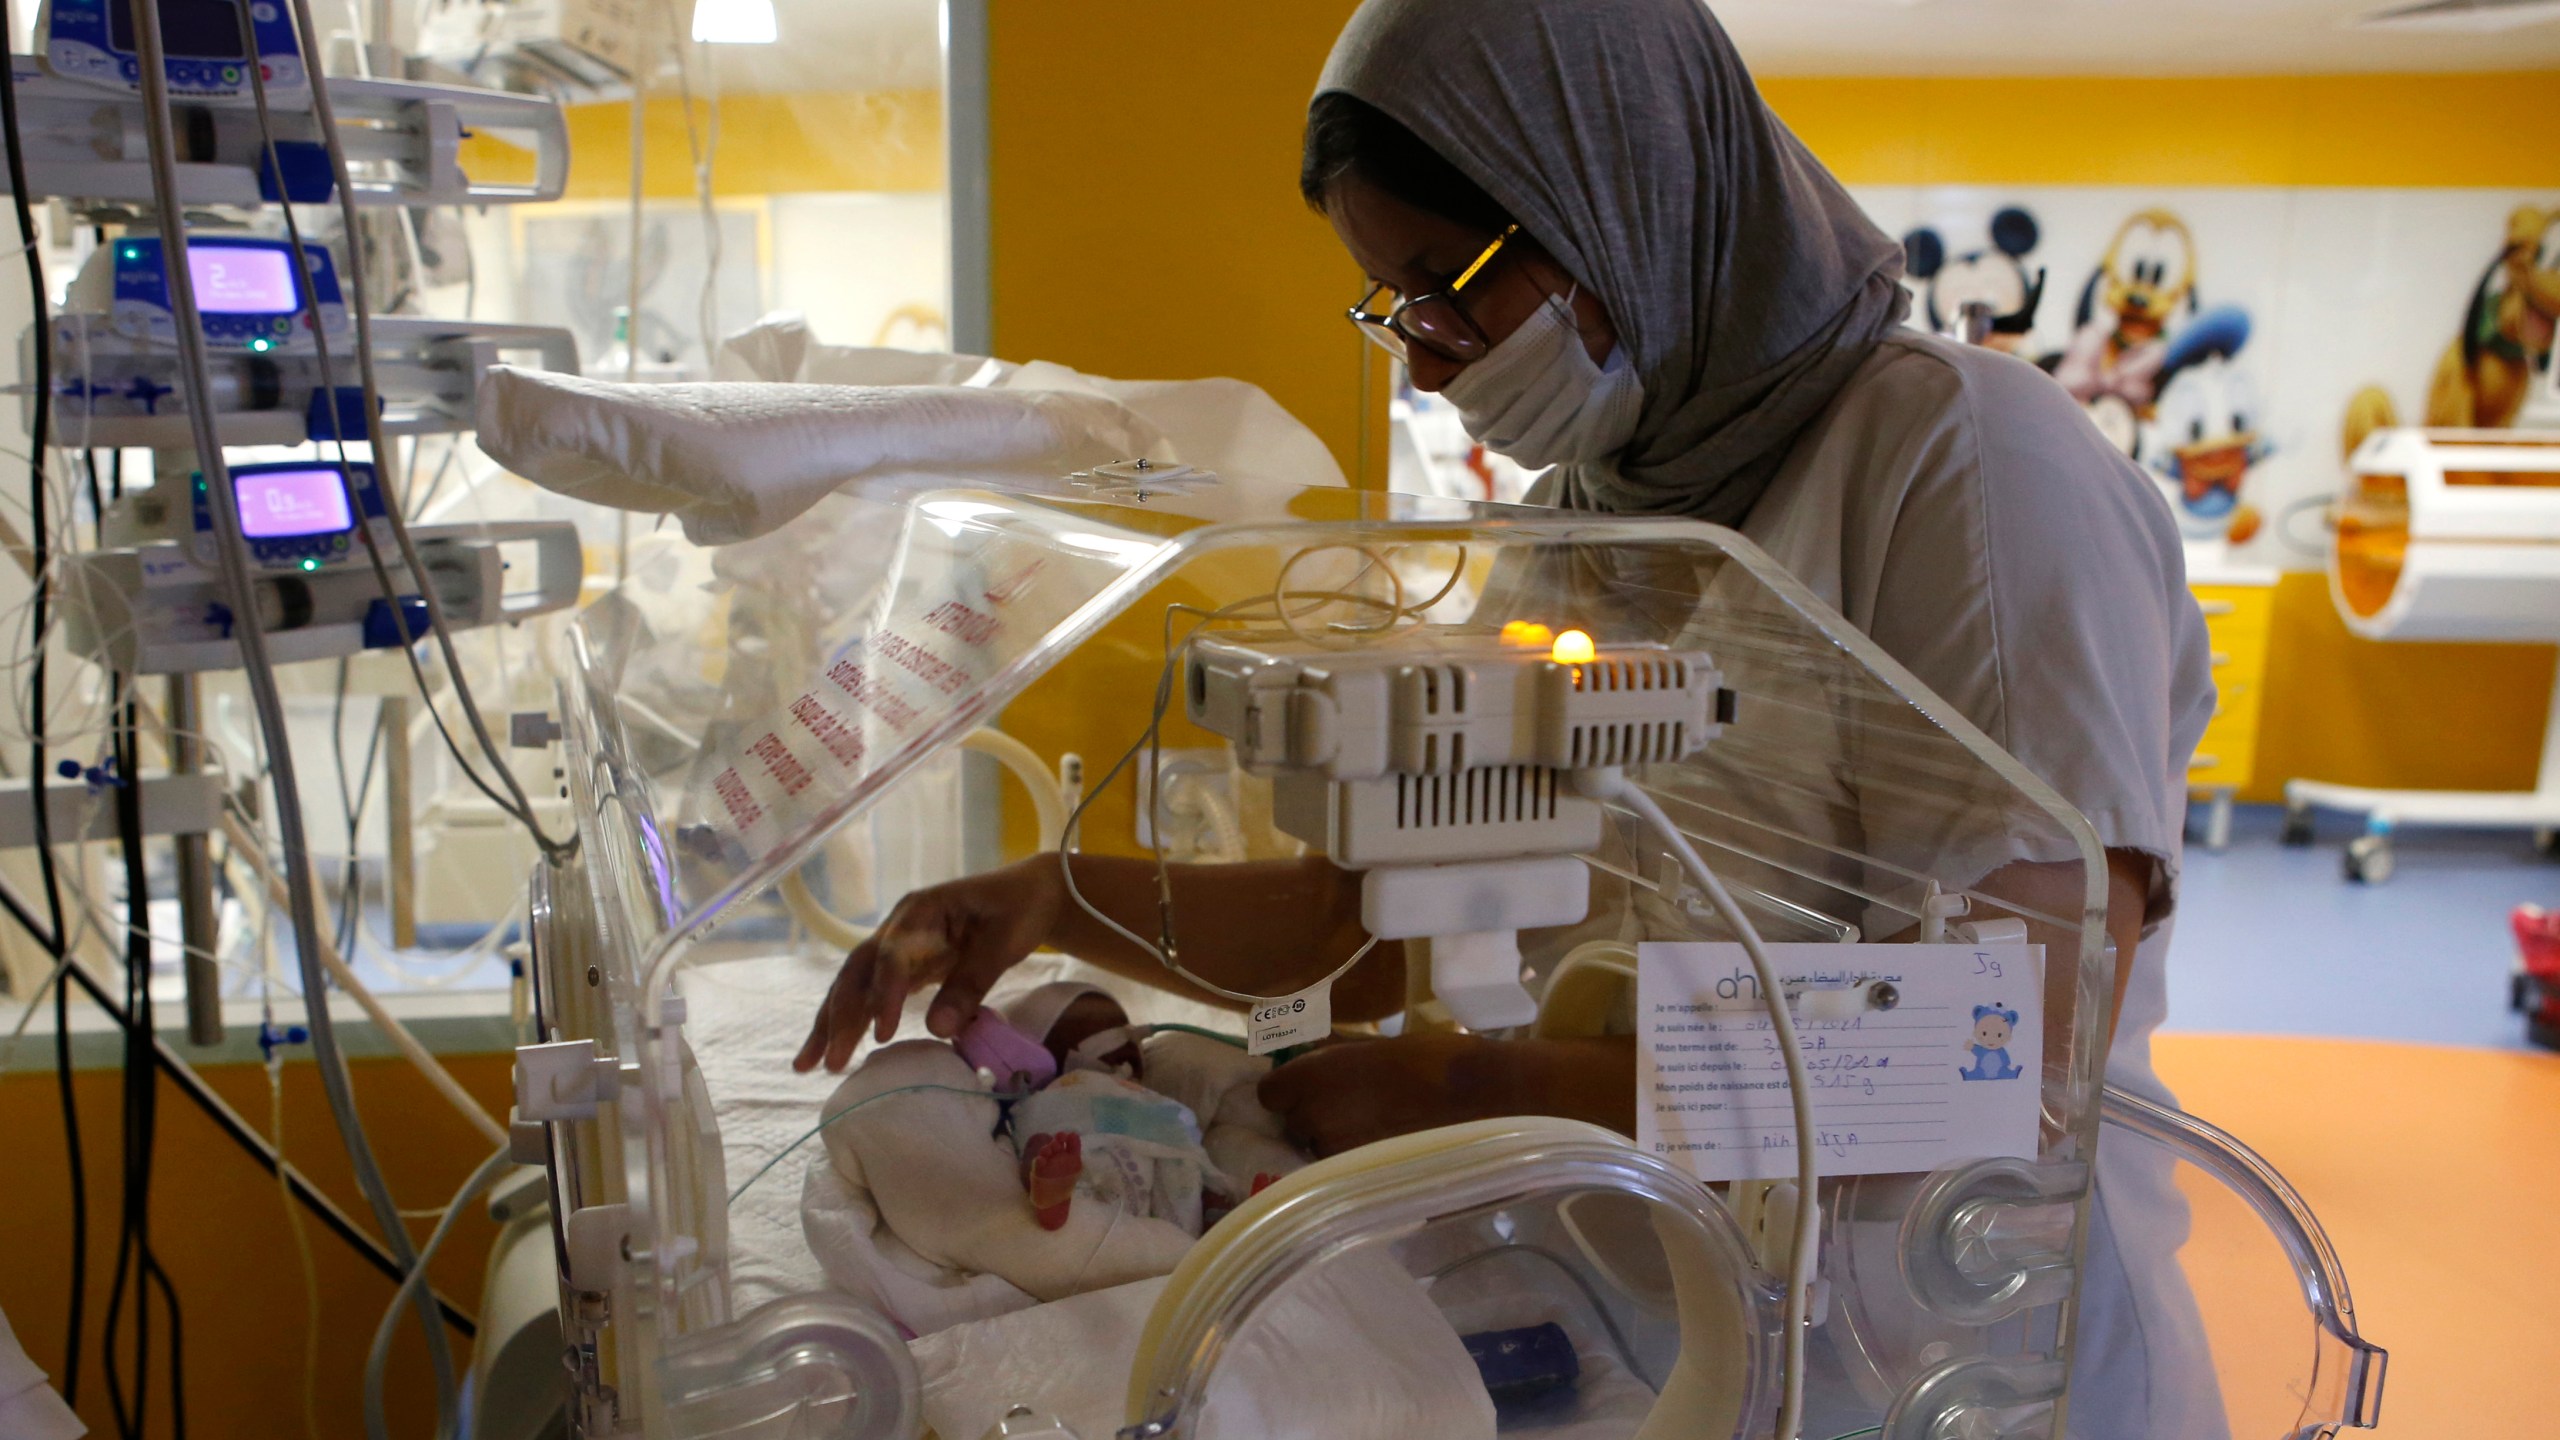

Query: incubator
left=514, top=470, right=2383, bottom=1440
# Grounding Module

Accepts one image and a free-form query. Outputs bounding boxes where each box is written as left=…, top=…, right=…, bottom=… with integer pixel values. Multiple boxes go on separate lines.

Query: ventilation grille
left=1567, top=720, right=1690, bottom=768
left=1395, top=765, right=1558, bottom=829
left=1570, top=656, right=1690, bottom=694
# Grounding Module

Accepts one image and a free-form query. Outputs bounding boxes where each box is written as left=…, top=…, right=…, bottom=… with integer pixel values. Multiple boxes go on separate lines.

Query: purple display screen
left=236, top=469, right=352, bottom=539
left=189, top=246, right=298, bottom=314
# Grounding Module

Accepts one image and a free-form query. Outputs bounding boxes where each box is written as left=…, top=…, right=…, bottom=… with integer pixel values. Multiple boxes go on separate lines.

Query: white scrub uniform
left=1741, top=330, right=2222, bottom=1439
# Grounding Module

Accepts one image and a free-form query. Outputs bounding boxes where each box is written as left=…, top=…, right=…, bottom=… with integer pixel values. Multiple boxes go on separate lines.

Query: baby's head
left=1004, top=981, right=1144, bottom=1081
left=1970, top=1005, right=2018, bottom=1050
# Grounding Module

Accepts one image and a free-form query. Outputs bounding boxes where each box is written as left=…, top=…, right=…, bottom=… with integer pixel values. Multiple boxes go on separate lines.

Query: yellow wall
left=985, top=0, right=1385, bottom=486
left=982, top=49, right=2560, bottom=800
left=1758, top=72, right=2560, bottom=188
left=0, top=1053, right=514, bottom=1439
left=555, top=89, right=947, bottom=199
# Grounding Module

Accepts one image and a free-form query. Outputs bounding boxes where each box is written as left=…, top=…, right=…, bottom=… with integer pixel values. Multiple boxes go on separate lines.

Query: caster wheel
left=2535, top=827, right=2559, bottom=859
left=2515, top=972, right=2535, bottom=1015
left=2531, top=1014, right=2560, bottom=1054
left=2344, top=835, right=2394, bottom=885
left=2279, top=809, right=2315, bottom=848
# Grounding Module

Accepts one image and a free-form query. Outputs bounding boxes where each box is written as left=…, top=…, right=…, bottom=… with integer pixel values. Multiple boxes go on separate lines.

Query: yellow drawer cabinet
left=2188, top=577, right=2277, bottom=850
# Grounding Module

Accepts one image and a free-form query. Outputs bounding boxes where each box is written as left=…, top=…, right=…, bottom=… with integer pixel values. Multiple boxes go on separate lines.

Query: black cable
left=86, top=450, right=107, bottom=547
left=116, top=683, right=180, bottom=1435
left=0, top=876, right=479, bottom=1337
left=103, top=682, right=161, bottom=1440
left=0, top=0, right=81, bottom=1402
left=143, top=1258, right=183, bottom=1440
left=51, top=960, right=84, bottom=1408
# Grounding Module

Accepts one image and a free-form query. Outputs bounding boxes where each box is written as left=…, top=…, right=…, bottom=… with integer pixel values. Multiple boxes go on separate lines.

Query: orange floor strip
left=2156, top=1035, right=2560, bottom=1437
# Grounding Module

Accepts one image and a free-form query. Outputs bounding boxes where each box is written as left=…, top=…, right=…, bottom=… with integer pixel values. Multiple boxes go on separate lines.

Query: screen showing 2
left=187, top=246, right=299, bottom=314
left=236, top=470, right=352, bottom=539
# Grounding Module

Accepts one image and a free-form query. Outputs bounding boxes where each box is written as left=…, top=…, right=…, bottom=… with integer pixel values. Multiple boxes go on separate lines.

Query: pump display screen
left=236, top=469, right=352, bottom=539
left=107, top=0, right=249, bottom=60
left=189, top=246, right=297, bottom=314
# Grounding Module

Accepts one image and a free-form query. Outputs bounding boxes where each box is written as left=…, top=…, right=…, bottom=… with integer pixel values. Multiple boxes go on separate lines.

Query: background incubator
left=509, top=457, right=2383, bottom=1439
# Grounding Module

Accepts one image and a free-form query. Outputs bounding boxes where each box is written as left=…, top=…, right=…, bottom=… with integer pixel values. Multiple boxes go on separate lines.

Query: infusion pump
left=37, top=0, right=308, bottom=97
left=63, top=460, right=583, bottom=674
left=28, top=236, right=578, bottom=449
left=64, top=233, right=348, bottom=351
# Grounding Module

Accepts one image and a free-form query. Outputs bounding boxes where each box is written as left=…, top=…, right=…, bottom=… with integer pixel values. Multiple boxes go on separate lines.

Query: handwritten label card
left=1636, top=942, right=2042, bottom=1183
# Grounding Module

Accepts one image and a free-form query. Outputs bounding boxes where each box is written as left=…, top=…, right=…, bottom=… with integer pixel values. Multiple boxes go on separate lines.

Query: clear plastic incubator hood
left=515, top=469, right=2384, bottom=1440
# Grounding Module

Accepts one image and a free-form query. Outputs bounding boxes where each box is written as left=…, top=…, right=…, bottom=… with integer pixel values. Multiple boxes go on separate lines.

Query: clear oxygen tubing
left=219, top=813, right=509, bottom=1148
left=362, top=1146, right=514, bottom=1440
left=278, top=0, right=567, bottom=861
left=123, top=0, right=461, bottom=1424
left=780, top=727, right=1071, bottom=951
left=235, top=0, right=562, bottom=859
left=1572, top=766, right=1819, bottom=1440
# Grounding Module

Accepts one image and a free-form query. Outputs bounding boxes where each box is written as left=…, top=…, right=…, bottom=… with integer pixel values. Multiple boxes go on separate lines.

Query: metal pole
left=167, top=625, right=222, bottom=1047
left=381, top=693, right=415, bottom=949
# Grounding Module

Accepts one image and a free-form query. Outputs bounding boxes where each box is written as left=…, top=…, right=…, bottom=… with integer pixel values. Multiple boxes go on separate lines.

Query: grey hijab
left=1318, top=0, right=1909, bottom=522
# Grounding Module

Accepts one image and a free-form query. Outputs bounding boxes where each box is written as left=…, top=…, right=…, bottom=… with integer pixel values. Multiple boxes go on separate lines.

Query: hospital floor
left=2158, top=801, right=2558, bottom=1437
left=2165, top=802, right=2556, bottom=1049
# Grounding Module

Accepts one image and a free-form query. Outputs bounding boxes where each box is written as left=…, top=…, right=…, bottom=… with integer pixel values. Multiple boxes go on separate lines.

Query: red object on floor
left=2514, top=905, right=2560, bottom=1051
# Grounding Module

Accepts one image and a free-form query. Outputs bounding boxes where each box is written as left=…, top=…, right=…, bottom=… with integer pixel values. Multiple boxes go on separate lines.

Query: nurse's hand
left=793, top=855, right=1062, bottom=1073
left=1257, top=1033, right=1636, bottom=1156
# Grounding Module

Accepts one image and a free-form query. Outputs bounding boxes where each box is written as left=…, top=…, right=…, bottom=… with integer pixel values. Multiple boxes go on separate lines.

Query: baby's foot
left=1023, top=1131, right=1082, bottom=1230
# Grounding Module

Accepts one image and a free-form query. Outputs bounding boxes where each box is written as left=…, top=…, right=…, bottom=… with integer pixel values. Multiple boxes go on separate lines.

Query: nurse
left=799, top=1, right=2216, bottom=1432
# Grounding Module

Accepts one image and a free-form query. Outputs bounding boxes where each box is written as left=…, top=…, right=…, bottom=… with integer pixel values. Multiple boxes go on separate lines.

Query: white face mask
left=1440, top=291, right=1644, bottom=469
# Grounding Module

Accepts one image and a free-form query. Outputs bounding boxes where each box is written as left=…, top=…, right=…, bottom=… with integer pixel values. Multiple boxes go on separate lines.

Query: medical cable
left=728, top=1082, right=1034, bottom=1206
left=270, top=0, right=570, bottom=863
left=1054, top=554, right=1459, bottom=1006
left=1051, top=603, right=1379, bottom=1006
left=0, top=874, right=478, bottom=1334
left=362, top=1146, right=513, bottom=1440
left=1573, top=768, right=1818, bottom=1440
left=219, top=811, right=510, bottom=1148
left=232, top=14, right=568, bottom=862
left=0, top=3, right=85, bottom=1402
left=127, top=2, right=461, bottom=1425
left=100, top=675, right=182, bottom=1440
left=266, top=1046, right=327, bottom=1440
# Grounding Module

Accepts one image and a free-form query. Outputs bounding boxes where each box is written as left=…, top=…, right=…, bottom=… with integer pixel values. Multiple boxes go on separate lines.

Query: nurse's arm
left=1962, top=848, right=2154, bottom=1052
left=1041, top=852, right=1400, bottom=1019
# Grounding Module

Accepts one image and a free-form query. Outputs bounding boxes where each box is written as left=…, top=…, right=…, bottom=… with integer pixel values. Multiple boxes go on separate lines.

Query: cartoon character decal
left=2342, top=204, right=2560, bottom=456
left=2054, top=209, right=2200, bottom=457
left=2148, top=306, right=2269, bottom=543
left=1959, top=1004, right=2023, bottom=1082
left=2433, top=205, right=2560, bottom=429
left=1904, top=207, right=2046, bottom=356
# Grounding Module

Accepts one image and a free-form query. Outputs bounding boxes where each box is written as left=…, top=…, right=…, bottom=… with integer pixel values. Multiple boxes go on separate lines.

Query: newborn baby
left=807, top=981, right=1307, bottom=1319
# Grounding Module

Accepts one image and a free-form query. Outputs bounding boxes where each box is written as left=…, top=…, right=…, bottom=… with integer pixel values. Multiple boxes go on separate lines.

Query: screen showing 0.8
left=235, top=470, right=352, bottom=540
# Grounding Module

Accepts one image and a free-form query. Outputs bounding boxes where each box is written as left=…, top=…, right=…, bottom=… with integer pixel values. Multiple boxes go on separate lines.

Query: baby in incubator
left=804, top=981, right=1308, bottom=1324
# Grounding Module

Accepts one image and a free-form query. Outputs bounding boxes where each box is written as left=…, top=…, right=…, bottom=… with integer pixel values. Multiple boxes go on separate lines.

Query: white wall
left=766, top=191, right=951, bottom=350
left=1852, top=185, right=2557, bottom=569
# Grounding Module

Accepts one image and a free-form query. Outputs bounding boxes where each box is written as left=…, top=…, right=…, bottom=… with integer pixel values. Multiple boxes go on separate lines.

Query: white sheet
left=677, top=947, right=1245, bottom=1316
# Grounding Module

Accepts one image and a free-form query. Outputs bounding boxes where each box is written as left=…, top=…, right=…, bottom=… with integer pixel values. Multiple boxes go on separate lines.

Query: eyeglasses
left=1345, top=223, right=1519, bottom=364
